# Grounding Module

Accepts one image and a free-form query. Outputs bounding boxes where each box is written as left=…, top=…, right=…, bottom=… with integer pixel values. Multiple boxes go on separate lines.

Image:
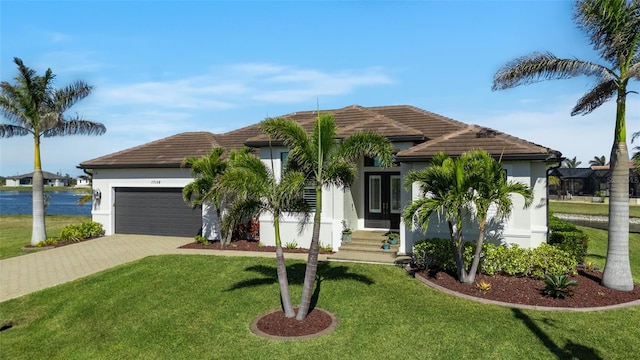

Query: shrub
left=195, top=235, right=210, bottom=246
left=59, top=221, right=105, bottom=242
left=414, top=238, right=577, bottom=279
left=529, top=244, right=577, bottom=279
left=548, top=214, right=578, bottom=232
left=36, top=237, right=59, bottom=247
left=412, top=238, right=474, bottom=271
left=285, top=241, right=298, bottom=250
left=543, top=274, right=578, bottom=298
left=549, top=230, right=588, bottom=263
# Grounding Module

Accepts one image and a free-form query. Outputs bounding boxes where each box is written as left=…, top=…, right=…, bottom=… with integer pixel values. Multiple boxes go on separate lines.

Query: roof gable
left=396, top=124, right=560, bottom=161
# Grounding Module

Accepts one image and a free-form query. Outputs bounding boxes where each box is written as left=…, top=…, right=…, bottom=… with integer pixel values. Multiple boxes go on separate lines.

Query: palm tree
left=562, top=156, right=582, bottom=168
left=218, top=148, right=309, bottom=317
left=632, top=131, right=640, bottom=170
left=0, top=57, right=106, bottom=245
left=402, top=150, right=533, bottom=284
left=182, top=147, right=229, bottom=244
left=263, top=113, right=394, bottom=320
left=492, top=0, right=638, bottom=291
left=589, top=155, right=607, bottom=166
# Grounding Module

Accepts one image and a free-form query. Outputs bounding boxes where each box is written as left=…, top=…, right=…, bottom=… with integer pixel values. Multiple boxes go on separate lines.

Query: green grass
left=581, top=226, right=640, bottom=283
left=1, top=255, right=638, bottom=359
left=0, top=186, right=76, bottom=192
left=550, top=200, right=640, bottom=218
left=0, top=215, right=90, bottom=259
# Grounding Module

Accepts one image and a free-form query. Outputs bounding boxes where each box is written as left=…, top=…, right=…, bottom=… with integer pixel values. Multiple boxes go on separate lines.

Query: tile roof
left=79, top=132, right=220, bottom=168
left=78, top=105, right=561, bottom=169
left=396, top=124, right=560, bottom=161
left=7, top=171, right=65, bottom=180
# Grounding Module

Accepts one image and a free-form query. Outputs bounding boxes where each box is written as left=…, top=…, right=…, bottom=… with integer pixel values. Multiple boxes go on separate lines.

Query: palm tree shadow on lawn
left=226, top=262, right=375, bottom=312
left=512, top=308, right=602, bottom=359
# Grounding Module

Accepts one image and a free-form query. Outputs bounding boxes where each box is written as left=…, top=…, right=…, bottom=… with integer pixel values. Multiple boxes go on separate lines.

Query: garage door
left=115, top=187, right=202, bottom=237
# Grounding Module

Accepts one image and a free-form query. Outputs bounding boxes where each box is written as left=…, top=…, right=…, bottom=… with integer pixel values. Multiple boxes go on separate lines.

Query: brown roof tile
left=397, top=124, right=560, bottom=160
left=79, top=105, right=561, bottom=169
left=79, top=132, right=221, bottom=168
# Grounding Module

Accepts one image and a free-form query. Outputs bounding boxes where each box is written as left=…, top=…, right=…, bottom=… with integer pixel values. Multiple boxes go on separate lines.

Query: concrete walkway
left=0, top=235, right=326, bottom=302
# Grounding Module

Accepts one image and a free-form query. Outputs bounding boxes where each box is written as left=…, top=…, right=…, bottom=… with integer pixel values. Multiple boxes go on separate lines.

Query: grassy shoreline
left=0, top=186, right=80, bottom=192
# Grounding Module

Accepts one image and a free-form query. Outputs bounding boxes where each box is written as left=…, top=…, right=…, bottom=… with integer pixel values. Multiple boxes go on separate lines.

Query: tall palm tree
left=263, top=113, right=394, bottom=320
left=218, top=148, right=309, bottom=317
left=0, top=57, right=106, bottom=245
left=492, top=0, right=638, bottom=291
left=562, top=156, right=582, bottom=168
left=402, top=150, right=533, bottom=284
left=182, top=147, right=229, bottom=243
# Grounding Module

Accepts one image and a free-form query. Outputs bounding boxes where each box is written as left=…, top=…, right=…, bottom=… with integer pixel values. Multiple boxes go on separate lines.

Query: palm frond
left=571, top=79, right=617, bottom=115
left=492, top=52, right=610, bottom=90
left=42, top=118, right=107, bottom=137
left=51, top=81, right=94, bottom=113
left=0, top=124, right=30, bottom=137
left=575, top=0, right=640, bottom=66
left=337, top=131, right=395, bottom=166
left=323, top=160, right=356, bottom=189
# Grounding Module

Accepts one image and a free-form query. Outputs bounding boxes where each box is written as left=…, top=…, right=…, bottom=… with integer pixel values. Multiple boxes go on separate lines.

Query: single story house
left=75, top=175, right=92, bottom=187
left=5, top=171, right=69, bottom=187
left=549, top=163, right=639, bottom=199
left=79, top=105, right=561, bottom=254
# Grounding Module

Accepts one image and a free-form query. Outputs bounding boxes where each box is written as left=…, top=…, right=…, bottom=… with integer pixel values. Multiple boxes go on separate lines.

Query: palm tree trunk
left=31, top=136, right=46, bottom=245
left=296, top=185, right=322, bottom=320
left=274, top=216, right=295, bottom=317
left=601, top=141, right=633, bottom=291
left=463, top=219, right=487, bottom=285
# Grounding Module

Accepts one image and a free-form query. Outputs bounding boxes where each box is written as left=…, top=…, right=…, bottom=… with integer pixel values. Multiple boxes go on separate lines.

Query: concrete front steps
left=327, top=230, right=411, bottom=265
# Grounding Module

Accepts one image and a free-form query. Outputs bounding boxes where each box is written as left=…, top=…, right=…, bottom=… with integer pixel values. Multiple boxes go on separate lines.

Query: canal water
left=0, top=190, right=91, bottom=215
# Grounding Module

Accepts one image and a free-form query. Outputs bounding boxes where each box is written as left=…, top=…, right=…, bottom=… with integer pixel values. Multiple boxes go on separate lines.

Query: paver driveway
left=0, top=234, right=322, bottom=302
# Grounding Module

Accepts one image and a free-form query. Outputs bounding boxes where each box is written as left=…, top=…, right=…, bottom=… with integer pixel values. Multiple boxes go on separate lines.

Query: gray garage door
left=115, top=187, right=202, bottom=237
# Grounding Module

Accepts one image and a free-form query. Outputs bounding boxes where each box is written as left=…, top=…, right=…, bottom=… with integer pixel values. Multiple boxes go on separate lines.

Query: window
left=280, top=152, right=289, bottom=176
left=364, top=156, right=382, bottom=167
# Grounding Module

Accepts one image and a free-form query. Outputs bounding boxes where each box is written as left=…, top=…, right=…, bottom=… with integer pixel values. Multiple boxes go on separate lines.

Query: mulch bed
left=179, top=239, right=335, bottom=254
left=415, top=269, right=640, bottom=308
left=251, top=308, right=337, bottom=339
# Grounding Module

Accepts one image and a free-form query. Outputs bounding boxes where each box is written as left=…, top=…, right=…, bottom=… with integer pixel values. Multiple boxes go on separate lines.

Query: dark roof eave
left=78, top=163, right=186, bottom=170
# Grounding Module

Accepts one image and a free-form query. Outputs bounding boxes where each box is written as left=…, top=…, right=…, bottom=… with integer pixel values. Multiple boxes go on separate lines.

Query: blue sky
left=1, top=0, right=638, bottom=177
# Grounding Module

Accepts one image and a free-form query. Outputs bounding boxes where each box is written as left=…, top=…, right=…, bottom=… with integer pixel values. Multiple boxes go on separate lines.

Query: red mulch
left=254, top=308, right=334, bottom=338
left=415, top=269, right=640, bottom=308
left=179, top=239, right=335, bottom=254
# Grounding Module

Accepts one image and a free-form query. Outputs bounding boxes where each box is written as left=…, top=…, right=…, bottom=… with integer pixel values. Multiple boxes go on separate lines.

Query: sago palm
left=0, top=57, right=106, bottom=245
left=492, top=0, right=639, bottom=290
left=263, top=113, right=394, bottom=320
left=218, top=148, right=309, bottom=317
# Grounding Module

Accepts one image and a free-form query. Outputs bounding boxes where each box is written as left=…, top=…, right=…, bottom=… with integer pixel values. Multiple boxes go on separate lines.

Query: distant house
left=5, top=171, right=69, bottom=187
left=76, top=175, right=91, bottom=187
left=549, top=162, right=639, bottom=199
left=79, top=104, right=561, bottom=254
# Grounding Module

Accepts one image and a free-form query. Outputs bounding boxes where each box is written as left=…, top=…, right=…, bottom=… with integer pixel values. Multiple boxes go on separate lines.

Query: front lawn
left=0, top=215, right=90, bottom=259
left=550, top=200, right=640, bottom=218
left=0, top=255, right=638, bottom=359
left=581, top=226, right=640, bottom=283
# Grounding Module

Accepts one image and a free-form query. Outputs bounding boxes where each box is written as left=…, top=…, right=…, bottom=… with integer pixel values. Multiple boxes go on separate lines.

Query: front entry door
left=364, top=172, right=401, bottom=230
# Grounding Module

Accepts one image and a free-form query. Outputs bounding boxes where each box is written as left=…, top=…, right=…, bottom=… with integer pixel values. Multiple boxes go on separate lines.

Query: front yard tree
left=182, top=147, right=229, bottom=243
left=492, top=0, right=638, bottom=291
left=403, top=150, right=533, bottom=284
left=218, top=148, right=309, bottom=318
left=263, top=113, right=394, bottom=320
left=0, top=57, right=105, bottom=245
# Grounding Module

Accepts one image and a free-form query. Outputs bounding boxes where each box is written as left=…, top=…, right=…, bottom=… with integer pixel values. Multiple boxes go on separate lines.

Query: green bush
left=412, top=238, right=474, bottom=272
left=529, top=243, right=577, bottom=279
left=548, top=214, right=578, bottom=232
left=549, top=231, right=588, bottom=263
left=413, top=238, right=577, bottom=279
left=59, top=221, right=104, bottom=242
left=194, top=235, right=210, bottom=246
